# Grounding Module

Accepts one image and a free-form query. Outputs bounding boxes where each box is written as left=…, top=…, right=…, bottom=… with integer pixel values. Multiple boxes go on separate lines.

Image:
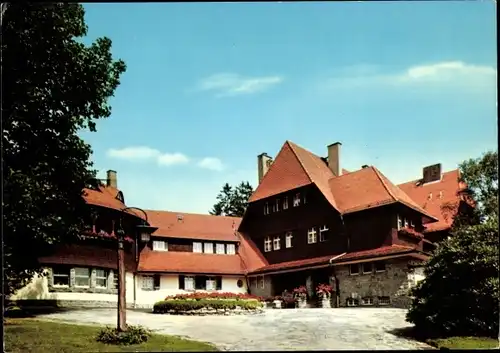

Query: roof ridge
left=145, top=209, right=242, bottom=220
left=371, top=166, right=398, bottom=202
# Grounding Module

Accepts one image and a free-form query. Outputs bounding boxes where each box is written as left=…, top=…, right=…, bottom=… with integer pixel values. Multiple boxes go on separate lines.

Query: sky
left=81, top=1, right=497, bottom=214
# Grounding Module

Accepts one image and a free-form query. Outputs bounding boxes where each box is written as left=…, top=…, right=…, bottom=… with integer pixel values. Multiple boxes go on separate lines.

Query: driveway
left=35, top=308, right=431, bottom=350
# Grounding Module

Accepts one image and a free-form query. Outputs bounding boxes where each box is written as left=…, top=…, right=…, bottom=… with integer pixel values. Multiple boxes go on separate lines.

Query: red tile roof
left=145, top=210, right=241, bottom=242
left=235, top=232, right=269, bottom=272
left=83, top=184, right=144, bottom=219
left=398, top=227, right=424, bottom=240
left=398, top=170, right=464, bottom=232
left=137, top=248, right=245, bottom=275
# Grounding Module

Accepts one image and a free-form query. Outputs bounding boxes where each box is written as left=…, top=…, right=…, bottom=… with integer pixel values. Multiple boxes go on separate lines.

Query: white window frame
left=307, top=227, right=317, bottom=244
left=397, top=215, right=402, bottom=230
left=293, top=193, right=301, bottom=207
left=259, top=276, right=265, bottom=289
left=275, top=199, right=280, bottom=212
left=264, top=237, right=272, bottom=252
left=226, top=243, right=236, bottom=255
left=410, top=220, right=415, bottom=228
left=319, top=225, right=328, bottom=242
left=346, top=298, right=357, bottom=307
left=193, top=242, right=203, bottom=253
left=184, top=276, right=195, bottom=291
left=273, top=236, right=281, bottom=250
left=204, top=242, right=214, bottom=254
left=362, top=262, right=373, bottom=274
left=206, top=277, right=216, bottom=291
left=361, top=297, right=374, bottom=306
left=74, top=267, right=90, bottom=288
left=349, top=264, right=359, bottom=276
left=404, top=218, right=409, bottom=228
left=141, top=275, right=154, bottom=290
left=378, top=296, right=391, bottom=306
left=216, top=243, right=225, bottom=254
left=52, top=267, right=70, bottom=287
left=285, top=232, right=293, bottom=248
left=283, top=197, right=289, bottom=210
left=95, top=269, right=108, bottom=288
left=375, top=261, right=386, bottom=273
left=264, top=203, right=270, bottom=215
left=152, top=240, right=168, bottom=251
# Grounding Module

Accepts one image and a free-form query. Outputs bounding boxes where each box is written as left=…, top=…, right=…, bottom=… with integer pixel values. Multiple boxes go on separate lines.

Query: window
left=293, top=193, right=301, bottom=207
left=141, top=276, right=154, bottom=290
left=264, top=237, right=272, bottom=252
left=204, top=243, right=214, bottom=254
left=397, top=215, right=402, bottom=230
left=206, top=277, right=216, bottom=291
left=251, top=278, right=257, bottom=288
left=259, top=276, right=265, bottom=289
left=273, top=236, right=281, bottom=250
left=361, top=297, right=374, bottom=306
left=378, top=296, right=391, bottom=305
left=319, top=225, right=329, bottom=242
left=264, top=203, right=270, bottom=215
left=152, top=240, right=168, bottom=251
left=226, top=243, right=236, bottom=255
left=275, top=199, right=280, bottom=212
left=52, top=266, right=70, bottom=287
left=285, top=232, right=293, bottom=248
left=283, top=197, right=289, bottom=210
left=272, top=202, right=276, bottom=213
left=184, top=276, right=195, bottom=290
left=375, top=261, right=386, bottom=272
left=307, top=227, right=317, bottom=244
left=349, top=264, right=359, bottom=275
left=303, top=193, right=307, bottom=204
left=193, top=242, right=203, bottom=253
left=216, top=243, right=225, bottom=254
left=74, top=267, right=90, bottom=287
left=410, top=220, right=415, bottom=228
left=346, top=298, right=357, bottom=307
left=404, top=218, right=409, bottom=228
left=113, top=271, right=118, bottom=288
left=362, top=263, right=372, bottom=274
left=95, top=269, right=108, bottom=288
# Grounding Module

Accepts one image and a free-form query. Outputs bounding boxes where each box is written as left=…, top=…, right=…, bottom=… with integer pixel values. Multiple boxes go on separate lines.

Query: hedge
left=153, top=299, right=263, bottom=313
left=164, top=292, right=262, bottom=301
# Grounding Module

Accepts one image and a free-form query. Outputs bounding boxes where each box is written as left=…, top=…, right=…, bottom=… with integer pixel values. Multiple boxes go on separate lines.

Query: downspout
left=329, top=252, right=347, bottom=308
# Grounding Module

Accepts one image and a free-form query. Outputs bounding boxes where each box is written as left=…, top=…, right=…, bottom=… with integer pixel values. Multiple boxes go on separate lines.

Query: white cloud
left=322, top=61, right=496, bottom=90
left=197, top=157, right=224, bottom=171
left=197, top=73, right=283, bottom=97
left=157, top=153, right=190, bottom=166
left=106, top=146, right=160, bottom=160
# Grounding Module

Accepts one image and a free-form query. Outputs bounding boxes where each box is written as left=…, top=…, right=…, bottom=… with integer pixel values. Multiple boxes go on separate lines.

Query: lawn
left=426, top=336, right=498, bottom=350
left=4, top=318, right=218, bottom=352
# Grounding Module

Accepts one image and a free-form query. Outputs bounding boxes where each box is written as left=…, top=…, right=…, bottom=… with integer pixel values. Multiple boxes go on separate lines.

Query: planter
left=319, top=295, right=331, bottom=308
left=296, top=298, right=307, bottom=309
left=273, top=300, right=282, bottom=309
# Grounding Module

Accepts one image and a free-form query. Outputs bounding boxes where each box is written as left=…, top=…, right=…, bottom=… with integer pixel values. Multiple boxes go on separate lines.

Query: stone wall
left=248, top=275, right=273, bottom=298
left=335, top=258, right=425, bottom=308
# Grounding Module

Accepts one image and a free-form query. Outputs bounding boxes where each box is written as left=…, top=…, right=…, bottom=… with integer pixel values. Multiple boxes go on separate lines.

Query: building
left=10, top=140, right=470, bottom=309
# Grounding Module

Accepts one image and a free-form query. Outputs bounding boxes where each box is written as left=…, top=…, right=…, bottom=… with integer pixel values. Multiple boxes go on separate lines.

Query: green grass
left=426, top=336, right=499, bottom=350
left=4, top=318, right=219, bottom=352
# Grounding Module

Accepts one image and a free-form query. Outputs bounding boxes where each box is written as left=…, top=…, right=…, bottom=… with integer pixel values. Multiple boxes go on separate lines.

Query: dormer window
left=264, top=203, right=270, bottom=215
left=115, top=191, right=125, bottom=203
left=204, top=243, right=214, bottom=254
left=283, top=197, right=289, bottom=210
left=216, top=243, right=225, bottom=254
left=152, top=240, right=168, bottom=251
left=275, top=199, right=280, bottom=212
left=397, top=215, right=402, bottom=230
left=273, top=236, right=281, bottom=250
left=226, top=244, right=236, bottom=255
left=293, top=193, right=301, bottom=207
left=193, top=242, right=202, bottom=253
left=264, top=237, right=272, bottom=252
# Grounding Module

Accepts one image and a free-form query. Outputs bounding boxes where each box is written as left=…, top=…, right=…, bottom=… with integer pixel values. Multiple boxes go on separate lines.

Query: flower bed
left=164, top=292, right=262, bottom=301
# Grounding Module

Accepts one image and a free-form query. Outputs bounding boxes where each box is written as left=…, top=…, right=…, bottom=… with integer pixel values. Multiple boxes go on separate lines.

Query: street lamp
left=115, top=207, right=157, bottom=332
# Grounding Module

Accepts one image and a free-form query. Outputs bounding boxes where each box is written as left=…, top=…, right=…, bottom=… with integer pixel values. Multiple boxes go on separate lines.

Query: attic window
left=115, top=191, right=124, bottom=203
left=177, top=214, right=184, bottom=222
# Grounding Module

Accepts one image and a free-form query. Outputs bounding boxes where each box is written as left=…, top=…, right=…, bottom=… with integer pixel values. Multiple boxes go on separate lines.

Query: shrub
left=96, top=325, right=151, bottom=345
left=153, top=299, right=262, bottom=314
left=164, top=292, right=262, bottom=301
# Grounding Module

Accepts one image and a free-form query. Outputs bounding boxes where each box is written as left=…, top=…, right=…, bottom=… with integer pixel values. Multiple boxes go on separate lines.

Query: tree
left=406, top=150, right=499, bottom=338
left=2, top=4, right=126, bottom=296
left=210, top=182, right=254, bottom=217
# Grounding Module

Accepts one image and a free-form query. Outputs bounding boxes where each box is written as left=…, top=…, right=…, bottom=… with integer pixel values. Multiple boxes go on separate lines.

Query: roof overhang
left=137, top=270, right=244, bottom=276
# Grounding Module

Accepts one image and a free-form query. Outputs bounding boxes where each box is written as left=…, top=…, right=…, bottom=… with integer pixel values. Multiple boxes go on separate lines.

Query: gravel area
left=35, top=307, right=432, bottom=350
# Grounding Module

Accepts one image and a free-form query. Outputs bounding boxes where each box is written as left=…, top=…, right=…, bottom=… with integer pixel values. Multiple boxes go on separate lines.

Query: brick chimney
left=327, top=142, right=342, bottom=176
left=106, top=170, right=117, bottom=188
left=257, top=153, right=273, bottom=184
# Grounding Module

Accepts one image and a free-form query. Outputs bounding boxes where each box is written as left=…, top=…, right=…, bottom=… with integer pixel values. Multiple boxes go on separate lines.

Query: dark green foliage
left=153, top=299, right=262, bottom=313
left=96, top=325, right=151, bottom=346
left=209, top=182, right=254, bottom=217
left=407, top=151, right=499, bottom=338
left=2, top=3, right=126, bottom=295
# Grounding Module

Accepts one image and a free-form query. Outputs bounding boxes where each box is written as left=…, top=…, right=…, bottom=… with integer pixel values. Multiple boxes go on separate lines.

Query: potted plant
left=272, top=295, right=283, bottom=309
left=293, top=286, right=308, bottom=308
left=315, top=283, right=333, bottom=308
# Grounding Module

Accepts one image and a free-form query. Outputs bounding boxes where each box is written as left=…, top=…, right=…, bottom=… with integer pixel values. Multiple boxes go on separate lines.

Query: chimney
left=257, top=153, right=273, bottom=184
left=361, top=165, right=369, bottom=169
left=327, top=142, right=342, bottom=176
left=422, top=163, right=442, bottom=184
left=106, top=170, right=117, bottom=188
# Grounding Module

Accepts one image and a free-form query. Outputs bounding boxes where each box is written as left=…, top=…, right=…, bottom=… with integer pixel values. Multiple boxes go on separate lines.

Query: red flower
left=315, top=283, right=333, bottom=296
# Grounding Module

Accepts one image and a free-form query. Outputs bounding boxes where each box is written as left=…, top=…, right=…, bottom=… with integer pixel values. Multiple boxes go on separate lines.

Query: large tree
left=406, top=151, right=499, bottom=338
left=210, top=182, right=254, bottom=217
left=2, top=3, right=126, bottom=296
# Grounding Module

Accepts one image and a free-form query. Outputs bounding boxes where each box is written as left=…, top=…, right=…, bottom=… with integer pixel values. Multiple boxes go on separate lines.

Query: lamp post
left=115, top=207, right=157, bottom=332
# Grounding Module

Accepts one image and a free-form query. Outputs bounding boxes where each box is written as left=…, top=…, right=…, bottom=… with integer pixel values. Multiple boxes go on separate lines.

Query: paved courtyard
left=35, top=307, right=431, bottom=350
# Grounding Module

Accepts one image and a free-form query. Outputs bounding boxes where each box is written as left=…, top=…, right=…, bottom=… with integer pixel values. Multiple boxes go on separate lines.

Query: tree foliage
left=209, top=182, right=254, bottom=217
left=407, top=150, right=499, bottom=338
left=2, top=3, right=126, bottom=295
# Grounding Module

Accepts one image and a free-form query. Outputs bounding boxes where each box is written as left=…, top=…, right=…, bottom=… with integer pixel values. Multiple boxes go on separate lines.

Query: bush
left=96, top=325, right=151, bottom=345
left=164, top=292, right=262, bottom=301
left=153, top=299, right=263, bottom=314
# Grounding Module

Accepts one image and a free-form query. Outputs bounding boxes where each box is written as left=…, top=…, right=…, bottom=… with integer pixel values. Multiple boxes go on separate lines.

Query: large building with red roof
left=11, top=141, right=471, bottom=309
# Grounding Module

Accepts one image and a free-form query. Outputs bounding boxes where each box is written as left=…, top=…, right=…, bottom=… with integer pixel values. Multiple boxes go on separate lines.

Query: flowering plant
left=293, top=286, right=308, bottom=300
left=315, top=283, right=333, bottom=298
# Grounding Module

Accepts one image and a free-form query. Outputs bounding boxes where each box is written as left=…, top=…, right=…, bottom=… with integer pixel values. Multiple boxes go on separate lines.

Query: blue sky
left=81, top=1, right=497, bottom=214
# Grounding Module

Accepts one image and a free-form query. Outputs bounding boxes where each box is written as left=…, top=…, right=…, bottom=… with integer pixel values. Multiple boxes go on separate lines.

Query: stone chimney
left=106, top=170, right=117, bottom=188
left=327, top=142, right=342, bottom=176
left=257, top=153, right=273, bottom=184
